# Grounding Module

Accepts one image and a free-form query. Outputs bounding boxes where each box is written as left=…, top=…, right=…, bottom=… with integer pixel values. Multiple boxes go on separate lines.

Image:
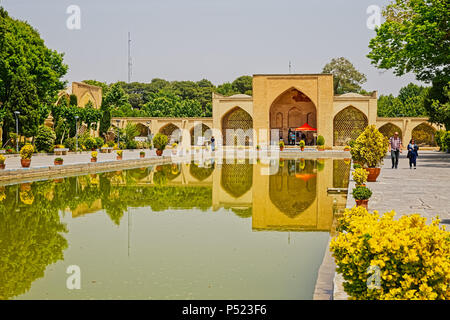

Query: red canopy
left=294, top=123, right=317, bottom=132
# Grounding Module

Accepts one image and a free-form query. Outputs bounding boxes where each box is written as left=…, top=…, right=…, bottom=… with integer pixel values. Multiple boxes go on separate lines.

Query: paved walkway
left=369, top=151, right=450, bottom=220
left=1, top=149, right=172, bottom=170
left=332, top=150, right=450, bottom=300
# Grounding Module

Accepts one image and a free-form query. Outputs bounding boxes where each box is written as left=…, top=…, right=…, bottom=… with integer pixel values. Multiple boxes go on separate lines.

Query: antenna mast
left=128, top=32, right=132, bottom=83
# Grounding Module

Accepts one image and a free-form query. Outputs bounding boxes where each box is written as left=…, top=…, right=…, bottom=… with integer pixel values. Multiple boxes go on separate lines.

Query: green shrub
left=317, top=135, right=325, bottom=146
left=353, top=163, right=362, bottom=169
left=331, top=206, right=450, bottom=300
left=35, top=125, right=56, bottom=153
left=64, top=137, right=76, bottom=151
left=107, top=141, right=115, bottom=148
left=126, top=140, right=138, bottom=150
left=83, top=136, right=97, bottom=150
left=95, top=137, right=104, bottom=149
left=352, top=186, right=372, bottom=200
left=444, top=131, right=450, bottom=152
left=351, top=125, right=389, bottom=168
left=153, top=133, right=168, bottom=151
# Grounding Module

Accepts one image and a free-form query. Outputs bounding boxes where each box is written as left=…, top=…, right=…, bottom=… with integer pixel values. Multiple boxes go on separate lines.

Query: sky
left=2, top=0, right=424, bottom=95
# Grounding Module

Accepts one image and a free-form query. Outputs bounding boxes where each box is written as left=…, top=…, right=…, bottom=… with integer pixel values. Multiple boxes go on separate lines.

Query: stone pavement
left=332, top=150, right=450, bottom=300
left=1, top=149, right=171, bottom=170
left=369, top=151, right=450, bottom=220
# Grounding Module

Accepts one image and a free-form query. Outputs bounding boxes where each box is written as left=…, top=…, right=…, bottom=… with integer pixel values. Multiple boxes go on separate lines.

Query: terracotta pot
left=355, top=199, right=369, bottom=209
left=344, top=148, right=351, bottom=151
left=21, top=159, right=31, bottom=168
left=117, top=156, right=123, bottom=160
left=301, top=147, right=304, bottom=151
left=318, top=148, right=325, bottom=151
left=91, top=158, right=97, bottom=163
left=0, top=163, right=5, bottom=169
left=280, top=146, right=284, bottom=151
left=156, top=149, right=163, bottom=156
left=365, top=167, right=381, bottom=182
left=140, top=154, right=145, bottom=158
left=54, top=160, right=63, bottom=166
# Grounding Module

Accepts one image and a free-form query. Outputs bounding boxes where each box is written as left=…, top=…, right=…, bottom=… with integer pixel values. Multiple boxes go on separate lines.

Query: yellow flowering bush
left=352, top=168, right=369, bottom=186
left=330, top=206, right=450, bottom=300
left=91, top=151, right=98, bottom=159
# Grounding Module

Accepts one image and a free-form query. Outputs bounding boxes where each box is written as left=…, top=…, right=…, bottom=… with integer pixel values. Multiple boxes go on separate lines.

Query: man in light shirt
left=389, top=132, right=403, bottom=169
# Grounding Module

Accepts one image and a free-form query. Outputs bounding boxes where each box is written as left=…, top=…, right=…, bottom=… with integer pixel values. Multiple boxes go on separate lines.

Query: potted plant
left=350, top=125, right=389, bottom=182
left=352, top=186, right=373, bottom=209
left=256, top=145, right=260, bottom=151
left=20, top=144, right=34, bottom=168
left=54, top=157, right=64, bottom=166
left=299, top=140, right=305, bottom=151
left=317, top=135, right=325, bottom=151
left=279, top=140, right=285, bottom=151
left=117, top=150, right=123, bottom=160
left=172, top=143, right=178, bottom=155
left=140, top=151, right=145, bottom=158
left=153, top=133, right=168, bottom=156
left=91, top=151, right=98, bottom=162
left=344, top=145, right=351, bottom=152
left=0, top=155, right=5, bottom=169
left=352, top=168, right=369, bottom=187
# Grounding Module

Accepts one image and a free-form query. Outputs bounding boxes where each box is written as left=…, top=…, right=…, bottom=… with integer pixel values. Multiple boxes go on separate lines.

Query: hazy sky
left=2, top=0, right=424, bottom=95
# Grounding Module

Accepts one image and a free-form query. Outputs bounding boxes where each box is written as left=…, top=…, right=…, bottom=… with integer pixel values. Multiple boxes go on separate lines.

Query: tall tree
left=367, top=0, right=450, bottom=129
left=231, top=76, right=253, bottom=95
left=368, top=0, right=449, bottom=83
left=0, top=7, right=67, bottom=142
left=322, top=57, right=367, bottom=94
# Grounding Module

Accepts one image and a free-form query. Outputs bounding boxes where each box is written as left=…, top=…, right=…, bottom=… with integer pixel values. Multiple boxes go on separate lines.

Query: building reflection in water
left=0, top=157, right=350, bottom=299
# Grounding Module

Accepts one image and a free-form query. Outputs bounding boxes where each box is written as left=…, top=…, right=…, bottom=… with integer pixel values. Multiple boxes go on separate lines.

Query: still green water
left=0, top=158, right=350, bottom=300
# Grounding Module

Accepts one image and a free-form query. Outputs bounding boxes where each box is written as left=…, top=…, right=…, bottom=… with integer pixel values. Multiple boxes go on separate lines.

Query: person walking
left=389, top=132, right=402, bottom=169
left=407, top=138, right=419, bottom=169
left=210, top=136, right=215, bottom=152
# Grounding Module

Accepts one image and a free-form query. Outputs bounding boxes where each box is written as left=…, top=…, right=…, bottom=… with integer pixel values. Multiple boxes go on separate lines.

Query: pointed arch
left=220, top=160, right=253, bottom=198
left=190, top=123, right=212, bottom=146
left=269, top=87, right=316, bottom=145
left=159, top=123, right=182, bottom=144
left=269, top=159, right=317, bottom=218
left=333, top=106, right=368, bottom=146
left=221, top=107, right=253, bottom=146
left=378, top=123, right=402, bottom=140
left=411, top=122, right=437, bottom=146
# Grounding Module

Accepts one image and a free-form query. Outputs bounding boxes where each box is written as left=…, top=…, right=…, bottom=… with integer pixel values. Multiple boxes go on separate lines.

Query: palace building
left=111, top=74, right=439, bottom=149
left=51, top=74, right=439, bottom=150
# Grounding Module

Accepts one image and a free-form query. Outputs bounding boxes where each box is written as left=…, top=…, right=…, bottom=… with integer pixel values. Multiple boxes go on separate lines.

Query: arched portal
left=159, top=123, right=182, bottom=144
left=190, top=123, right=212, bottom=146
left=333, top=106, right=368, bottom=146
left=378, top=123, right=402, bottom=140
left=135, top=123, right=150, bottom=137
left=270, top=88, right=316, bottom=145
left=412, top=123, right=437, bottom=146
left=269, top=159, right=317, bottom=218
left=221, top=107, right=253, bottom=146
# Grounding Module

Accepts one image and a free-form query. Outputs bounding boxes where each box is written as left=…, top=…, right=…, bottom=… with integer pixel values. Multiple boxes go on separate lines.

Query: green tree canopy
left=368, top=0, right=449, bottom=83
left=367, top=0, right=450, bottom=129
left=0, top=7, right=67, bottom=141
left=322, top=57, right=367, bottom=94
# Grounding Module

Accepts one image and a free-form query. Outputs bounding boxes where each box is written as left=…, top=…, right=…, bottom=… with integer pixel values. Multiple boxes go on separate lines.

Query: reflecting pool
left=0, top=158, right=351, bottom=300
